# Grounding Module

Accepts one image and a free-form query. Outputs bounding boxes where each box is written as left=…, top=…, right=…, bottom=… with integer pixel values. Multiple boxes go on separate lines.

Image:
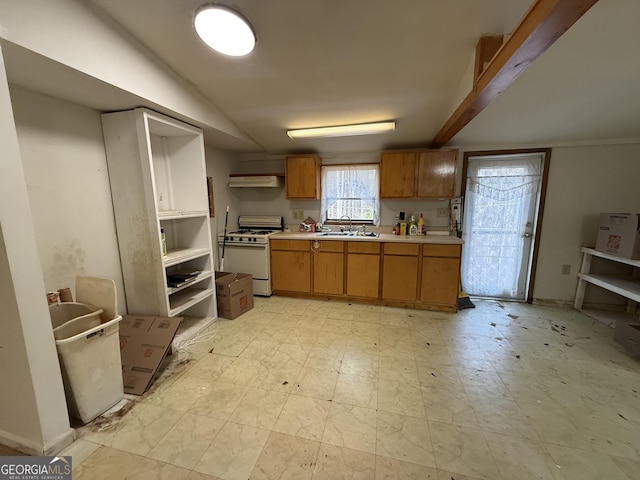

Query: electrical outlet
left=437, top=208, right=449, bottom=218
left=292, top=209, right=304, bottom=221
left=561, top=264, right=571, bottom=275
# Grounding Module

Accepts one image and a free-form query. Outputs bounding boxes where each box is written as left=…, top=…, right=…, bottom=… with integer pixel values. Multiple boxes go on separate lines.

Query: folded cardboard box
left=119, top=315, right=181, bottom=395
left=215, top=271, right=253, bottom=319
left=595, top=213, right=640, bottom=260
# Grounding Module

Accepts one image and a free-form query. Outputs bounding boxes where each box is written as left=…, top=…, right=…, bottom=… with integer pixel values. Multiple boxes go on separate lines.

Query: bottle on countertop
left=398, top=211, right=407, bottom=235
left=409, top=215, right=418, bottom=235
left=418, top=213, right=426, bottom=235
left=393, top=213, right=400, bottom=235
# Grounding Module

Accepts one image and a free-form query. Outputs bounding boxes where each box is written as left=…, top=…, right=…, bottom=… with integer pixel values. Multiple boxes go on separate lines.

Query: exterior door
left=461, top=152, right=547, bottom=301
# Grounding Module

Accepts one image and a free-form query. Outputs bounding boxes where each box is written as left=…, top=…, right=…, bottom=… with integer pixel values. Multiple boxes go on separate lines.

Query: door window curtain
left=320, top=165, right=380, bottom=225
left=461, top=155, right=542, bottom=299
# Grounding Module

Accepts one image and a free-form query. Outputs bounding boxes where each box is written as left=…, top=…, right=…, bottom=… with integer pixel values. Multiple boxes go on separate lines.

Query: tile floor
left=47, top=298, right=640, bottom=478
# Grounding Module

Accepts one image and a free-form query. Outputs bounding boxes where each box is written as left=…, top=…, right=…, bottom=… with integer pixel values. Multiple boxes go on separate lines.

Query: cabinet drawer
left=422, top=244, right=461, bottom=258
left=271, top=239, right=309, bottom=251
left=314, top=241, right=345, bottom=253
left=348, top=242, right=380, bottom=254
left=383, top=243, right=419, bottom=256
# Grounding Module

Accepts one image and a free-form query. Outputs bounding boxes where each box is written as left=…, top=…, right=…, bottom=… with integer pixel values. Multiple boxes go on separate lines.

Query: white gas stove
left=220, top=228, right=280, bottom=245
left=217, top=215, right=283, bottom=296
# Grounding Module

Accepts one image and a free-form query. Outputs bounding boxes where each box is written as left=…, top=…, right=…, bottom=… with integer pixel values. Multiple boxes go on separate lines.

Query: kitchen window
left=320, top=164, right=380, bottom=225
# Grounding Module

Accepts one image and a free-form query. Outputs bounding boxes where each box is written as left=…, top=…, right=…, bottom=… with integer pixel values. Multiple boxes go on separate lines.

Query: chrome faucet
left=340, top=215, right=352, bottom=232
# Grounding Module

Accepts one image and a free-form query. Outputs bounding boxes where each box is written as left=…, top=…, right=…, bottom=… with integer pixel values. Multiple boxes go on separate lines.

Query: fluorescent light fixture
left=194, top=5, right=255, bottom=57
left=287, top=121, right=396, bottom=139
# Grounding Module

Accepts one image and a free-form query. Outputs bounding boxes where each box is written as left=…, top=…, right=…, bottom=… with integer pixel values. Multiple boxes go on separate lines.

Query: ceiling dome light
left=194, top=5, right=255, bottom=57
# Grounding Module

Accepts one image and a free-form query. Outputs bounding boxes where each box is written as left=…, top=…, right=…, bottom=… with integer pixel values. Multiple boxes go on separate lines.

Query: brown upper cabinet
left=416, top=150, right=458, bottom=198
left=380, top=150, right=458, bottom=199
left=379, top=152, right=416, bottom=198
left=285, top=155, right=321, bottom=199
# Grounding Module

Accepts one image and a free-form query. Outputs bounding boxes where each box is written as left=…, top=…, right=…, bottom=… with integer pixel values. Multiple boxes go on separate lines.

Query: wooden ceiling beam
left=430, top=0, right=599, bottom=149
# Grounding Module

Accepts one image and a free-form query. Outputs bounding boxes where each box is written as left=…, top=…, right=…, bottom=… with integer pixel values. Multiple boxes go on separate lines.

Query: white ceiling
left=452, top=0, right=640, bottom=148
left=9, top=0, right=640, bottom=154
left=83, top=0, right=533, bottom=154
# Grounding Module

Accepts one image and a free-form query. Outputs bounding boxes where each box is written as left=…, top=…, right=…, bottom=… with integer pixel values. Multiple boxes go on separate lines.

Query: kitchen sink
left=315, top=231, right=379, bottom=238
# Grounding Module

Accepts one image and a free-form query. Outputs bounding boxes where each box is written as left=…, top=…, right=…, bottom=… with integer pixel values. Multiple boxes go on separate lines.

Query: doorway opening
left=460, top=149, right=550, bottom=302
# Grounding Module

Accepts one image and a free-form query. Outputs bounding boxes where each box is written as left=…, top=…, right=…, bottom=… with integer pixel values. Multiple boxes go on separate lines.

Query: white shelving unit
left=574, top=247, right=640, bottom=317
left=102, top=108, right=216, bottom=324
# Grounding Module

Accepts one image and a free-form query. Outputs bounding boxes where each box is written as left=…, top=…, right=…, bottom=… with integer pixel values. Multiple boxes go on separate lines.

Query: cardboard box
left=119, top=315, right=181, bottom=395
left=595, top=213, right=640, bottom=260
left=614, top=318, right=640, bottom=357
left=215, top=272, right=254, bottom=319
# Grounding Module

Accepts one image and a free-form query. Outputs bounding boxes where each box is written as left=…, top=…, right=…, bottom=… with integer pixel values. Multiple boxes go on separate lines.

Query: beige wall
left=205, top=146, right=241, bottom=269
left=0, top=51, right=73, bottom=455
left=533, top=143, right=640, bottom=303
left=230, top=154, right=451, bottom=231
left=11, top=86, right=126, bottom=310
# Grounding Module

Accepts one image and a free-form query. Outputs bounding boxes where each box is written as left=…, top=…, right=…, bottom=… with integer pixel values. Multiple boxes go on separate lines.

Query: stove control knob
left=240, top=237, right=244, bottom=242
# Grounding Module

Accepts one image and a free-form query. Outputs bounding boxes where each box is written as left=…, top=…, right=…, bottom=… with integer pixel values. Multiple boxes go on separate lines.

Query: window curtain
left=461, top=155, right=542, bottom=299
left=320, top=165, right=380, bottom=225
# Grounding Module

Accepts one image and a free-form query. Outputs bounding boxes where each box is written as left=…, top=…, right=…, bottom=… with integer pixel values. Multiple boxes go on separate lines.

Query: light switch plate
left=437, top=208, right=449, bottom=218
left=292, top=210, right=304, bottom=221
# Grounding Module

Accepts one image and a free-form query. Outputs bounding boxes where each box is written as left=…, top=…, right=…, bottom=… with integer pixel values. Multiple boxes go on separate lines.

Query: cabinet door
left=286, top=156, right=321, bottom=199
left=313, top=252, right=344, bottom=295
left=420, top=257, right=460, bottom=306
left=416, top=150, right=457, bottom=198
left=347, top=254, right=380, bottom=298
left=381, top=255, right=418, bottom=301
left=380, top=152, right=416, bottom=198
left=271, top=250, right=311, bottom=293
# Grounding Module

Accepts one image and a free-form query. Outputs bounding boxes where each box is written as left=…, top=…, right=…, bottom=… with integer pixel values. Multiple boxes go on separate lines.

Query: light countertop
left=272, top=231, right=463, bottom=244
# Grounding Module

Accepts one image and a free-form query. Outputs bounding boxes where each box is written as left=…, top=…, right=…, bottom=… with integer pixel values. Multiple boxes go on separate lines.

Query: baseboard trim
left=0, top=427, right=75, bottom=456
left=532, top=298, right=629, bottom=311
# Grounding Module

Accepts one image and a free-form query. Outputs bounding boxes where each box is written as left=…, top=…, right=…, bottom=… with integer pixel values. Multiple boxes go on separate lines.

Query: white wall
left=10, top=86, right=126, bottom=310
left=205, top=146, right=241, bottom=269
left=0, top=51, right=73, bottom=455
left=231, top=154, right=452, bottom=232
left=230, top=143, right=640, bottom=306
left=533, top=143, right=640, bottom=303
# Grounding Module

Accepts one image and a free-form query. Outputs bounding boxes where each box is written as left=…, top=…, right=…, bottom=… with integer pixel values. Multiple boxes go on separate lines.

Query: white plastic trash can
left=49, top=302, right=103, bottom=330
left=49, top=305, right=124, bottom=424
left=49, top=302, right=103, bottom=340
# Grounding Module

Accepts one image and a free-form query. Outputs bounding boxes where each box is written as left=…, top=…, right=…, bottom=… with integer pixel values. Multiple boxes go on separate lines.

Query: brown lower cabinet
left=420, top=244, right=462, bottom=308
left=271, top=240, right=311, bottom=293
left=381, top=243, right=419, bottom=301
left=312, top=241, right=344, bottom=295
left=270, top=239, right=460, bottom=312
left=346, top=242, right=380, bottom=298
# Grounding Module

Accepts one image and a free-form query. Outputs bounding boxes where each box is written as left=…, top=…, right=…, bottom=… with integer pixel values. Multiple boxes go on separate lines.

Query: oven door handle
left=221, top=243, right=268, bottom=248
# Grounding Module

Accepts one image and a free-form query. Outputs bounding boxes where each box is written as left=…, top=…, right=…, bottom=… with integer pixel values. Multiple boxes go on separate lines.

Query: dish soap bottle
left=409, top=215, right=418, bottom=235
left=418, top=213, right=426, bottom=235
